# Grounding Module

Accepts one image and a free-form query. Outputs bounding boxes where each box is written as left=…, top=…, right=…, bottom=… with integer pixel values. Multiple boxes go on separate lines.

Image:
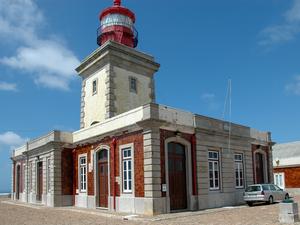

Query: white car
left=244, top=184, right=289, bottom=206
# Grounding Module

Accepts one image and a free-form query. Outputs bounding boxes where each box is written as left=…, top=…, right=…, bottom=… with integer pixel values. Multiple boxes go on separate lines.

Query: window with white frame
left=234, top=153, right=244, bottom=188
left=274, top=173, right=285, bottom=189
left=47, top=158, right=51, bottom=193
left=79, top=156, right=87, bottom=192
left=208, top=151, right=220, bottom=190
left=122, top=147, right=133, bottom=193
left=92, top=79, right=97, bottom=95
left=129, top=77, right=137, bottom=93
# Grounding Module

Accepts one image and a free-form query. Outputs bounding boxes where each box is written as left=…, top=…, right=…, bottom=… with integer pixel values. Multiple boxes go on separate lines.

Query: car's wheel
left=268, top=196, right=274, bottom=204
left=247, top=202, right=253, bottom=207
left=285, top=194, right=289, bottom=200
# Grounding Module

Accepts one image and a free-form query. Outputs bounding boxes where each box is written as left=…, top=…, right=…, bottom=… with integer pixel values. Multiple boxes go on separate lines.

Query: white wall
left=83, top=67, right=107, bottom=128
left=114, top=66, right=152, bottom=115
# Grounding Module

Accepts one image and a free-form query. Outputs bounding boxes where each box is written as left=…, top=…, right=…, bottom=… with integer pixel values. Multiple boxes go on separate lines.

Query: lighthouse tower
left=76, top=0, right=160, bottom=129
left=97, top=0, right=138, bottom=48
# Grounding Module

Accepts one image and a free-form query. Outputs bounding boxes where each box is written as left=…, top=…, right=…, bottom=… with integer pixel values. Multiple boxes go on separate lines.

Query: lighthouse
left=97, top=0, right=138, bottom=48
left=76, top=0, right=160, bottom=129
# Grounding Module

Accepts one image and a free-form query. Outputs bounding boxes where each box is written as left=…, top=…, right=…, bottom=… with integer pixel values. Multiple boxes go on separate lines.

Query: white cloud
left=0, top=131, right=27, bottom=149
left=286, top=0, right=300, bottom=22
left=0, top=0, right=80, bottom=91
left=259, top=0, right=300, bottom=46
left=286, top=75, right=300, bottom=95
left=0, top=81, right=17, bottom=91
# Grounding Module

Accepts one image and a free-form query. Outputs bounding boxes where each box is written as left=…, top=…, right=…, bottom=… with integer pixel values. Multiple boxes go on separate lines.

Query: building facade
left=273, top=142, right=300, bottom=195
left=11, top=0, right=273, bottom=215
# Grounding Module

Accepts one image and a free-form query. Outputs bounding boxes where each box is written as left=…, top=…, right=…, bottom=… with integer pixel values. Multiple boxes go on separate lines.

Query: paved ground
left=1, top=197, right=300, bottom=225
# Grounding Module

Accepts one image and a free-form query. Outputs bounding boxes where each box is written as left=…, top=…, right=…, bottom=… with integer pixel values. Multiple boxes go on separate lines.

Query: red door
left=168, top=142, right=187, bottom=210
left=37, top=162, right=43, bottom=201
left=255, top=153, right=265, bottom=184
left=98, top=150, right=108, bottom=208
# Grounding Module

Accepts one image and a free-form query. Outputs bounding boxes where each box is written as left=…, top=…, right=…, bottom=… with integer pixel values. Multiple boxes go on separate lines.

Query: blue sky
left=1, top=0, right=300, bottom=192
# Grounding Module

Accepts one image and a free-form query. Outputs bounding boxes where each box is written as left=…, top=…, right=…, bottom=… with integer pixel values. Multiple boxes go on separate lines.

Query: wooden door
left=255, top=153, right=265, bottom=184
left=37, top=162, right=43, bottom=201
left=16, top=165, right=20, bottom=200
left=98, top=150, right=108, bottom=208
left=168, top=142, right=187, bottom=211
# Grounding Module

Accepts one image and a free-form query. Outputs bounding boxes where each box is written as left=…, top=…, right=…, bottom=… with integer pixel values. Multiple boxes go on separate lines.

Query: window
left=92, top=79, right=97, bottom=95
left=47, top=158, right=51, bottom=193
left=122, top=148, right=132, bottom=193
left=262, top=184, right=270, bottom=191
left=208, top=151, right=220, bottom=190
left=129, top=77, right=137, bottom=93
left=234, top=153, right=244, bottom=188
left=79, top=156, right=87, bottom=192
left=274, top=173, right=285, bottom=189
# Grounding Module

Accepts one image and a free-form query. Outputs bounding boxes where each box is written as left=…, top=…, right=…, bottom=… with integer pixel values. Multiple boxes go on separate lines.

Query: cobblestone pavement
left=1, top=197, right=300, bottom=225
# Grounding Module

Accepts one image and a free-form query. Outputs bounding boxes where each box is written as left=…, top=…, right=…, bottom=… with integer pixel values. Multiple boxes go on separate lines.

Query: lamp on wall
left=175, top=130, right=181, bottom=137
left=275, top=158, right=280, bottom=166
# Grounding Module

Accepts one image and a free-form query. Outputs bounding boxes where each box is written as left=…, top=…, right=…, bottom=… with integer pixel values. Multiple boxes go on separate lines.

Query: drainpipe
left=191, top=135, right=197, bottom=195
left=10, top=157, right=15, bottom=199
left=24, top=142, right=29, bottom=203
left=111, top=138, right=117, bottom=211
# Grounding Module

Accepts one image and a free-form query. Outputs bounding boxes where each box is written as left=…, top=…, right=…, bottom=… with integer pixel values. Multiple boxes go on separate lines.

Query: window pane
left=215, top=179, right=219, bottom=188
left=129, top=181, right=132, bottom=190
left=214, top=152, right=218, bottom=159
left=210, top=180, right=214, bottom=188
left=209, top=162, right=213, bottom=170
left=215, top=171, right=219, bottom=179
left=214, top=162, right=219, bottom=171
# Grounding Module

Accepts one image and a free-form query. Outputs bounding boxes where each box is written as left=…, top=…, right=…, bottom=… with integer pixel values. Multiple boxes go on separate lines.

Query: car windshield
left=246, top=185, right=261, bottom=192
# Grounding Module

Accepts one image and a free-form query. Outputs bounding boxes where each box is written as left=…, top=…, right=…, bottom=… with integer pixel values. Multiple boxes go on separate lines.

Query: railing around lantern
left=96, top=25, right=139, bottom=48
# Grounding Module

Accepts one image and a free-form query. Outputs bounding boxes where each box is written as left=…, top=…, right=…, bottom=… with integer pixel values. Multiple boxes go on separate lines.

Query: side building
left=273, top=142, right=300, bottom=195
left=12, top=131, right=73, bottom=206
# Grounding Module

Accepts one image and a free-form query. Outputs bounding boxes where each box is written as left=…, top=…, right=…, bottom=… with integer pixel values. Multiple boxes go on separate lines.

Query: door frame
left=164, top=136, right=193, bottom=212
left=253, top=149, right=268, bottom=184
left=93, top=145, right=110, bottom=209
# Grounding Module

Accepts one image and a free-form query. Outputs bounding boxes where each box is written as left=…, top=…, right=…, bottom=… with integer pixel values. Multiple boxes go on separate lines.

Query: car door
left=269, top=184, right=278, bottom=201
left=274, top=185, right=285, bottom=200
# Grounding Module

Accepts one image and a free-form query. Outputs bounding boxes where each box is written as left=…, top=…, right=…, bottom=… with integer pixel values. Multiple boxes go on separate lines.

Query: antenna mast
left=222, top=79, right=232, bottom=153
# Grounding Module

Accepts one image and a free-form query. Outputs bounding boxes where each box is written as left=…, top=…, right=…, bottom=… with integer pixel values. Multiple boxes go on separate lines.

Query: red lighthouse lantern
left=97, top=0, right=138, bottom=48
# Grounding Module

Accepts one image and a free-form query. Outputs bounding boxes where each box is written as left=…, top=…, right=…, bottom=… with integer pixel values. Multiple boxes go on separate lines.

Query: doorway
left=98, top=150, right=108, bottom=208
left=16, top=165, right=21, bottom=200
left=255, top=152, right=265, bottom=184
left=37, top=162, right=43, bottom=202
left=168, top=142, right=187, bottom=211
